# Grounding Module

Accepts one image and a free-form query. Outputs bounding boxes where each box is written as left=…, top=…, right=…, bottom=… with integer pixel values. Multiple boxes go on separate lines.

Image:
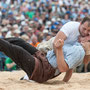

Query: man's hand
left=54, top=39, right=64, bottom=49
left=63, top=69, right=73, bottom=82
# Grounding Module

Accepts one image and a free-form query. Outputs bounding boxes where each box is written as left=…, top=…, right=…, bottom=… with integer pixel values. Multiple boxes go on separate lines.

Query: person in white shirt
left=53, top=16, right=90, bottom=82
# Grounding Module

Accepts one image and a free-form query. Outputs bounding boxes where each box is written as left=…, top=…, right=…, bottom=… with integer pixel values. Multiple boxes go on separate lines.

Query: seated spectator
left=4, top=57, right=17, bottom=71
left=30, top=35, right=40, bottom=47
left=51, top=25, right=59, bottom=37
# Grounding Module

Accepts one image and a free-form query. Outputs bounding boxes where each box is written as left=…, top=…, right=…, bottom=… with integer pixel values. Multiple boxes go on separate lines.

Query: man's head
left=31, top=35, right=38, bottom=45
left=79, top=17, right=90, bottom=37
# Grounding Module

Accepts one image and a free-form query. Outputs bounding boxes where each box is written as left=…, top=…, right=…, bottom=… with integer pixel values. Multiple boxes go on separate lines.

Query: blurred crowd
left=0, top=0, right=90, bottom=72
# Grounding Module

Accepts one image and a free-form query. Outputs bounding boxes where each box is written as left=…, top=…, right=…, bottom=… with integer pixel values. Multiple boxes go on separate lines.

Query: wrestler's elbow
left=58, top=65, right=69, bottom=72
left=60, top=68, right=69, bottom=73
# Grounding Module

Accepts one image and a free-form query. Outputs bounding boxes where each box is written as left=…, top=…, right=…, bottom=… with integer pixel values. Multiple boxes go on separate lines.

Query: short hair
left=81, top=16, right=90, bottom=26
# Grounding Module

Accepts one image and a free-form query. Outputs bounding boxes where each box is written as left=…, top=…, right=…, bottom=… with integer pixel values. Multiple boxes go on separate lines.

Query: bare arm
left=53, top=31, right=67, bottom=53
left=55, top=39, right=69, bottom=72
left=63, top=69, right=73, bottom=82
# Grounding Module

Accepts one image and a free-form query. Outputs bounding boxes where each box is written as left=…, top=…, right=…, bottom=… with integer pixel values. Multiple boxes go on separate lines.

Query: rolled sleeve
left=64, top=45, right=85, bottom=69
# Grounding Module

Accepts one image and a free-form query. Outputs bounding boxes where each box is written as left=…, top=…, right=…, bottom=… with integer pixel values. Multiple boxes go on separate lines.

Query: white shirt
left=60, top=21, right=80, bottom=45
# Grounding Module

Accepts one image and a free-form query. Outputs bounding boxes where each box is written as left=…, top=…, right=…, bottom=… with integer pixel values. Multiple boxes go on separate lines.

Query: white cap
left=16, top=17, right=21, bottom=20
left=46, top=21, right=52, bottom=25
left=51, top=18, right=56, bottom=22
left=45, top=26, right=49, bottom=29
left=39, top=19, right=43, bottom=24
left=43, top=29, right=48, bottom=33
left=28, top=28, right=32, bottom=31
left=21, top=21, right=27, bottom=26
left=10, top=5, right=14, bottom=8
left=57, top=18, right=61, bottom=21
left=25, top=19, right=29, bottom=22
left=14, top=29, right=21, bottom=34
left=29, top=21, right=34, bottom=24
left=13, top=24, right=18, bottom=28
left=1, top=28, right=8, bottom=32
left=7, top=24, right=11, bottom=27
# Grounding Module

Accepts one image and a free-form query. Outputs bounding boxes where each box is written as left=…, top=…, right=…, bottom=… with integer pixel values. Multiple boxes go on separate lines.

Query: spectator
left=25, top=7, right=35, bottom=19
left=4, top=57, right=17, bottom=71
left=30, top=35, right=40, bottom=47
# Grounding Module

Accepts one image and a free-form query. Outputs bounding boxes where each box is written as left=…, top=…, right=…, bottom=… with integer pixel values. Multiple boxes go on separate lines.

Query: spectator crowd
left=0, top=0, right=90, bottom=72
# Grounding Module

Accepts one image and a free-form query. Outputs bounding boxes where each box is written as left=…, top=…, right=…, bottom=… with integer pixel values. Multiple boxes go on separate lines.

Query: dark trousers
left=4, top=38, right=38, bottom=55
left=0, top=37, right=38, bottom=77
